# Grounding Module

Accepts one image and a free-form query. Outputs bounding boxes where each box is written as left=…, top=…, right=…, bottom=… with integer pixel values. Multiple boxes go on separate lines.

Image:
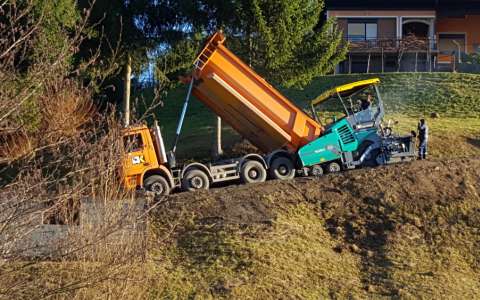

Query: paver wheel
left=326, top=161, right=342, bottom=173
left=311, top=165, right=324, bottom=177
left=269, top=157, right=295, bottom=180
left=144, top=175, right=171, bottom=196
left=376, top=152, right=387, bottom=166
left=363, top=148, right=380, bottom=167
left=181, top=169, right=210, bottom=192
left=240, top=160, right=267, bottom=184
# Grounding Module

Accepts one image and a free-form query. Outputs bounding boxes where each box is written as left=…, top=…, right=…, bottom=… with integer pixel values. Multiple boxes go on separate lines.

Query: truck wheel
left=240, top=160, right=267, bottom=184
left=144, top=175, right=171, bottom=196
left=270, top=157, right=295, bottom=180
left=326, top=162, right=342, bottom=173
left=311, top=165, right=324, bottom=177
left=182, top=169, right=210, bottom=192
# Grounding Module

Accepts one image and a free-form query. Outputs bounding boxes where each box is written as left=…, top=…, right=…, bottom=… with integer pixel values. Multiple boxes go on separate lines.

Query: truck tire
left=326, top=161, right=342, bottom=173
left=269, top=157, right=295, bottom=180
left=144, top=175, right=171, bottom=196
left=240, top=160, right=267, bottom=184
left=182, top=169, right=210, bottom=192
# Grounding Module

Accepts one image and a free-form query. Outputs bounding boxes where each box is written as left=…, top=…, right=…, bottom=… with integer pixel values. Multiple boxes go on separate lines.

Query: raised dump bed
left=189, top=32, right=323, bottom=153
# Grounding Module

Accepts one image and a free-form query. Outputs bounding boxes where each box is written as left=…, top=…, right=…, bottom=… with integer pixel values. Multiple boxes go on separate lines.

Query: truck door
left=123, top=132, right=151, bottom=177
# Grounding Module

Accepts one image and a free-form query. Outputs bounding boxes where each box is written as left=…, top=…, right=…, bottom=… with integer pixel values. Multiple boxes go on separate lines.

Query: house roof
left=326, top=0, right=435, bottom=10
left=311, top=78, right=380, bottom=106
left=326, top=0, right=480, bottom=14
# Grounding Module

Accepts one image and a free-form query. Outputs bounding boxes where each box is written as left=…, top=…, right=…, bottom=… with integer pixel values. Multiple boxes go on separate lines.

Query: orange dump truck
left=189, top=32, right=323, bottom=153
left=122, top=32, right=327, bottom=197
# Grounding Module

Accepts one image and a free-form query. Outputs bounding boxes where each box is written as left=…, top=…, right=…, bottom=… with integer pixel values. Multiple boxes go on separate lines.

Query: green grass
left=150, top=204, right=366, bottom=299
left=139, top=72, right=480, bottom=159
left=282, top=72, right=480, bottom=117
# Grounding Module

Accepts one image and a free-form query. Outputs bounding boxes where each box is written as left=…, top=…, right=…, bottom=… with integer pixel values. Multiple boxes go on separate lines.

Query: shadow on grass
left=465, top=137, right=480, bottom=149
left=325, top=193, right=397, bottom=296
left=175, top=222, right=254, bottom=296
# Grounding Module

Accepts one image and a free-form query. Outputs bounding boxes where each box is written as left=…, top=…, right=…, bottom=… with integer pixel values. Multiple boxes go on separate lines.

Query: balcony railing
left=345, top=35, right=438, bottom=53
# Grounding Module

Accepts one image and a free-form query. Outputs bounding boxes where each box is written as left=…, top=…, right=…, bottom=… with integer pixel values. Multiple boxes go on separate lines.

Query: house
left=325, top=0, right=480, bottom=73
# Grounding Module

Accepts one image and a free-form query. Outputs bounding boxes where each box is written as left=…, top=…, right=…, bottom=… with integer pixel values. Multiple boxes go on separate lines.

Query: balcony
left=346, top=35, right=438, bottom=54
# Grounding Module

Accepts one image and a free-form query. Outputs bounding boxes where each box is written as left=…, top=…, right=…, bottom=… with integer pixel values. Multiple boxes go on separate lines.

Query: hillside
left=15, top=156, right=480, bottom=298
left=7, top=74, right=479, bottom=298
left=138, top=73, right=480, bottom=298
left=148, top=157, right=480, bottom=298
left=150, top=72, right=480, bottom=159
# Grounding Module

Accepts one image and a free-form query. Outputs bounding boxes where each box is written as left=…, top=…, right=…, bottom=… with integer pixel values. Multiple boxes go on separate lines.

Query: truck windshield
left=311, top=85, right=379, bottom=127
left=124, top=134, right=143, bottom=153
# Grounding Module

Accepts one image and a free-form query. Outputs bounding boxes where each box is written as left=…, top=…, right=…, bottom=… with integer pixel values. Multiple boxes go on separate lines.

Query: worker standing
left=417, top=119, right=429, bottom=160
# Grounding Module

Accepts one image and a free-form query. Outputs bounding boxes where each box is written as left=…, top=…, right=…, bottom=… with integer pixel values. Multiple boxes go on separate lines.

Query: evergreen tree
left=242, top=0, right=347, bottom=87
left=76, top=0, right=149, bottom=99
left=153, top=0, right=347, bottom=88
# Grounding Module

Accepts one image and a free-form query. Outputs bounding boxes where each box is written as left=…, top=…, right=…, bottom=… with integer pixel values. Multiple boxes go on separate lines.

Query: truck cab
left=122, top=123, right=175, bottom=195
left=122, top=123, right=271, bottom=196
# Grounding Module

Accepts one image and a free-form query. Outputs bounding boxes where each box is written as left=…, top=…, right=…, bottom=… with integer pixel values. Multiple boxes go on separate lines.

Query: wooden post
left=123, top=54, right=132, bottom=127
left=381, top=48, right=385, bottom=73
left=348, top=54, right=352, bottom=74
left=415, top=52, right=418, bottom=72
left=427, top=49, right=432, bottom=73
left=367, top=52, right=371, bottom=74
left=452, top=53, right=456, bottom=72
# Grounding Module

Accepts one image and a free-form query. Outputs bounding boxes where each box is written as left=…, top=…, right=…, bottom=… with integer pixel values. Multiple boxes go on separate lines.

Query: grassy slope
left=146, top=158, right=480, bottom=299
left=140, top=73, right=480, bottom=299
left=14, top=73, right=480, bottom=298
left=152, top=72, right=480, bottom=159
left=17, top=158, right=480, bottom=299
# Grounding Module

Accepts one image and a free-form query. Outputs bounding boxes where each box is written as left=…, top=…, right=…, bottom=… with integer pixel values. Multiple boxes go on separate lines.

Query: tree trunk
left=123, top=54, right=132, bottom=127
left=212, top=116, right=223, bottom=158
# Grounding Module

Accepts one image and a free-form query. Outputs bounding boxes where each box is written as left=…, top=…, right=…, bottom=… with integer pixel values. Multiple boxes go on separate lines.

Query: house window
left=348, top=20, right=378, bottom=41
left=438, top=33, right=466, bottom=55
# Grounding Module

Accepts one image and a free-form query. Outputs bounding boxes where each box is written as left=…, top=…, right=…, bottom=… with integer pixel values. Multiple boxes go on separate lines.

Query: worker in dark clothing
left=417, top=119, right=429, bottom=160
left=360, top=94, right=373, bottom=111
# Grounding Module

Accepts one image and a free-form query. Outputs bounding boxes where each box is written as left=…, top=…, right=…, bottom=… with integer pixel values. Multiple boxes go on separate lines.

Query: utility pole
left=123, top=54, right=132, bottom=127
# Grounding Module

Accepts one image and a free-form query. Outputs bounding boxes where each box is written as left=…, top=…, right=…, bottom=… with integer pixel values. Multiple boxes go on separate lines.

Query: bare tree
left=0, top=2, right=153, bottom=298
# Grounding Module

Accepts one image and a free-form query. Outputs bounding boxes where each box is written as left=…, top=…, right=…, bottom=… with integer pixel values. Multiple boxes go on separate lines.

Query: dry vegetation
left=0, top=2, right=149, bottom=299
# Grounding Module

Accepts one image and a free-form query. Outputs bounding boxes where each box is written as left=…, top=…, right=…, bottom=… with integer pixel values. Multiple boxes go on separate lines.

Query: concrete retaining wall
left=1, top=198, right=150, bottom=260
